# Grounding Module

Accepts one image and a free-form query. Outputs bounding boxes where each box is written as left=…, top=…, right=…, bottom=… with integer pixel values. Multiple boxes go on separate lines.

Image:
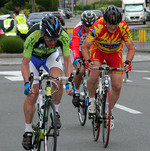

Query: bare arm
left=21, top=56, right=31, bottom=84
left=63, top=55, right=73, bottom=78
left=125, top=40, right=135, bottom=62
left=63, top=55, right=74, bottom=95
left=81, top=38, right=93, bottom=61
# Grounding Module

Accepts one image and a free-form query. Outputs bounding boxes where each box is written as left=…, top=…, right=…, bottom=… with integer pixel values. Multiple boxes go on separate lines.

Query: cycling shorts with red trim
left=90, top=45, right=123, bottom=74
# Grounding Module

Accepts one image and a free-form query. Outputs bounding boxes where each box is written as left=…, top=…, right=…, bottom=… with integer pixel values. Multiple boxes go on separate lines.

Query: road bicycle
left=29, top=69, right=73, bottom=151
left=91, top=65, right=124, bottom=148
left=74, top=61, right=90, bottom=126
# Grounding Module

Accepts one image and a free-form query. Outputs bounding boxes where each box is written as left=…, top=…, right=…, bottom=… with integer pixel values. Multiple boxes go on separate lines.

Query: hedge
left=0, top=36, right=24, bottom=53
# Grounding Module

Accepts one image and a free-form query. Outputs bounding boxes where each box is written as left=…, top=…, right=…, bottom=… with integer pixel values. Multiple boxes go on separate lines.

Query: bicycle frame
left=92, top=65, right=124, bottom=148
left=30, top=70, right=73, bottom=151
left=31, top=71, right=58, bottom=151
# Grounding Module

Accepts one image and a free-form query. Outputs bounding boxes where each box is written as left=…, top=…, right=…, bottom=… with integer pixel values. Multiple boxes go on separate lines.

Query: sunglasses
left=44, top=36, right=58, bottom=42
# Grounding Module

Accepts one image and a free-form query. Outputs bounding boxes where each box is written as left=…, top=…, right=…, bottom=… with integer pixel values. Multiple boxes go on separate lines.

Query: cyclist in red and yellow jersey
left=81, top=5, right=135, bottom=129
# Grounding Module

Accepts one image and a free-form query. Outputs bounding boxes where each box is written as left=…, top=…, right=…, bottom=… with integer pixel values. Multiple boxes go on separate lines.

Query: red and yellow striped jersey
left=87, top=18, right=132, bottom=53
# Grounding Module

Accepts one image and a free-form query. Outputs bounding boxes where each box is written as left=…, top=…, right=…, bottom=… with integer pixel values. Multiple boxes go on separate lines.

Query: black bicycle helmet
left=81, top=11, right=97, bottom=27
left=40, top=14, right=62, bottom=38
left=103, top=5, right=122, bottom=25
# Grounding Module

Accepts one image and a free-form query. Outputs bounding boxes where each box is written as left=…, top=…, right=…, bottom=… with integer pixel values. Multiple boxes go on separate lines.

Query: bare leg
left=49, top=67, right=63, bottom=105
left=87, top=61, right=101, bottom=98
left=110, top=74, right=123, bottom=109
left=74, top=65, right=84, bottom=90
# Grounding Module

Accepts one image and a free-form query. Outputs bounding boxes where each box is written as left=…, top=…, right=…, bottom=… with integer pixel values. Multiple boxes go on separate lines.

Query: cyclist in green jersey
left=21, top=14, right=73, bottom=150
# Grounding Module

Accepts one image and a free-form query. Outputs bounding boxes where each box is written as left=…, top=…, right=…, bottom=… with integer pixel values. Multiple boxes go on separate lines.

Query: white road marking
left=0, top=71, right=23, bottom=81
left=0, top=71, right=21, bottom=75
left=143, top=77, right=150, bottom=80
left=115, top=104, right=142, bottom=114
left=123, top=79, right=132, bottom=82
left=132, top=70, right=150, bottom=73
left=5, top=76, right=23, bottom=81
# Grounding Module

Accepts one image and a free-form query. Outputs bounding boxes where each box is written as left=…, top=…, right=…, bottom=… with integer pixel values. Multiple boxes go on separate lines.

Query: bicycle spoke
left=92, top=113, right=100, bottom=141
left=44, top=101, right=57, bottom=151
left=102, top=88, right=111, bottom=148
left=78, top=99, right=87, bottom=126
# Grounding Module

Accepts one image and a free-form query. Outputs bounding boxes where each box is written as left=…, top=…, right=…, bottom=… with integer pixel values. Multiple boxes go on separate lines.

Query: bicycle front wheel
left=78, top=98, right=87, bottom=126
left=92, top=90, right=101, bottom=141
left=31, top=103, right=41, bottom=151
left=92, top=112, right=100, bottom=141
left=102, top=88, right=111, bottom=148
left=44, top=100, right=57, bottom=151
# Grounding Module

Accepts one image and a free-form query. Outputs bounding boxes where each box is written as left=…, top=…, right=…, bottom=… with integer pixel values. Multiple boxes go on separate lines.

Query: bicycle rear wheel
left=101, top=88, right=111, bottom=148
left=92, top=112, right=100, bottom=141
left=44, top=100, right=57, bottom=151
left=78, top=98, right=87, bottom=126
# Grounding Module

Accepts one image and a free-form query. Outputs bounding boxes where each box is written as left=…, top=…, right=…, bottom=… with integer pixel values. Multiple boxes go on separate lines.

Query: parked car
left=63, top=9, right=71, bottom=19
left=28, top=11, right=65, bottom=27
left=43, top=11, right=65, bottom=26
left=58, top=9, right=66, bottom=18
left=146, top=11, right=150, bottom=21
left=0, top=20, right=5, bottom=36
left=63, top=8, right=73, bottom=17
left=91, top=10, right=103, bottom=20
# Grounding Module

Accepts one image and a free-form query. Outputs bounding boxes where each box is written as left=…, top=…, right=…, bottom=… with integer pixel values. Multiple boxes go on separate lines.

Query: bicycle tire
left=102, top=88, right=111, bottom=148
left=44, top=100, right=57, bottom=151
left=77, top=77, right=88, bottom=126
left=31, top=103, right=41, bottom=151
left=92, top=113, right=100, bottom=141
left=78, top=98, right=87, bottom=126
left=92, top=89, right=101, bottom=141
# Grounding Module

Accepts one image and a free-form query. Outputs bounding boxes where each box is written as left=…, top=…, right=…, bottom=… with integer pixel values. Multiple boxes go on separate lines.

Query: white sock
left=89, top=97, right=95, bottom=103
left=25, top=123, right=32, bottom=132
left=75, top=89, right=80, bottom=94
left=55, top=104, right=60, bottom=113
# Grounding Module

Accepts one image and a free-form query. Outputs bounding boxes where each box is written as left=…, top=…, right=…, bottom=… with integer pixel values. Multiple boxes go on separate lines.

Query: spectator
left=2, top=14, right=16, bottom=36
left=14, top=10, right=29, bottom=40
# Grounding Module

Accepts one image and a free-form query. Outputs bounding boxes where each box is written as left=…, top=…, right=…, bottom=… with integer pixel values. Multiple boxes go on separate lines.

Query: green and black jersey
left=23, top=23, right=70, bottom=60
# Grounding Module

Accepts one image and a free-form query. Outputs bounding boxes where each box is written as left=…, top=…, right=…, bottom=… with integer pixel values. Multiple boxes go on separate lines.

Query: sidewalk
left=0, top=52, right=150, bottom=65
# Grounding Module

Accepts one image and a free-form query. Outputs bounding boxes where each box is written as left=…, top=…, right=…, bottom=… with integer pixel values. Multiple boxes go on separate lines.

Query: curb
left=0, top=53, right=23, bottom=58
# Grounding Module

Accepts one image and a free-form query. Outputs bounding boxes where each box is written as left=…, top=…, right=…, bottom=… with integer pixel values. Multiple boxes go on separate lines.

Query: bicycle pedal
left=88, top=114, right=95, bottom=119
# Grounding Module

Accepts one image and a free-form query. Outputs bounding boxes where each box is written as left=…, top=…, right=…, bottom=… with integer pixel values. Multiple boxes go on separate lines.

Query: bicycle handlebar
left=92, top=66, right=129, bottom=83
left=92, top=66, right=124, bottom=71
left=76, top=60, right=84, bottom=75
left=29, top=71, right=74, bottom=91
left=29, top=72, right=74, bottom=82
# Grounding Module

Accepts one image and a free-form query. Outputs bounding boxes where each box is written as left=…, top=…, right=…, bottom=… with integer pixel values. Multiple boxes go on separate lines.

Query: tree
left=12, top=0, right=30, bottom=7
left=36, top=0, right=59, bottom=11
left=0, top=0, right=9, bottom=8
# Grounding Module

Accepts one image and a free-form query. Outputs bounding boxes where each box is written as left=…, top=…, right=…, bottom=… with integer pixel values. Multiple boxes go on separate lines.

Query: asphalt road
left=0, top=61, right=150, bottom=151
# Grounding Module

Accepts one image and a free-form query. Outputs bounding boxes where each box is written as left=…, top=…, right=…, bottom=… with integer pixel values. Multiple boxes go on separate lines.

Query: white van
left=122, top=0, right=146, bottom=24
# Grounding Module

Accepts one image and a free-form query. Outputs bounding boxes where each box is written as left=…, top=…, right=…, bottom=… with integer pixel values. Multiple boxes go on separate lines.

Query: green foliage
left=22, top=1, right=39, bottom=17
left=36, top=0, right=59, bottom=11
left=77, top=0, right=122, bottom=12
left=12, top=0, right=30, bottom=7
left=0, top=0, right=9, bottom=9
left=0, top=36, right=24, bottom=53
